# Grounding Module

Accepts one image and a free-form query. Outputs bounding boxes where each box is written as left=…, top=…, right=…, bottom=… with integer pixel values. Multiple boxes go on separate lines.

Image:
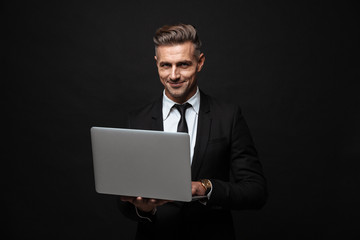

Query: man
left=118, top=23, right=267, bottom=240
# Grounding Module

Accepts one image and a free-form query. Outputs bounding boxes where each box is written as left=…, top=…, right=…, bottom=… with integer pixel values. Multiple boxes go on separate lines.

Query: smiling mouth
left=168, top=81, right=185, bottom=88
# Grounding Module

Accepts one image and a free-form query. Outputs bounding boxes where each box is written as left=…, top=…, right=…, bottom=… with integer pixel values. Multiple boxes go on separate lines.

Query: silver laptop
left=90, top=127, right=193, bottom=202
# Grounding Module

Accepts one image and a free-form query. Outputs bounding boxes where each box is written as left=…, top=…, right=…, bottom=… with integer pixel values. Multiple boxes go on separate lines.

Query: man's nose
left=170, top=66, right=180, bottom=80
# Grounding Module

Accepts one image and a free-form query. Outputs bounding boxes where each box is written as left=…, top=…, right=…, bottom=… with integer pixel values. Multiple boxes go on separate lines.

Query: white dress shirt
left=162, top=87, right=200, bottom=163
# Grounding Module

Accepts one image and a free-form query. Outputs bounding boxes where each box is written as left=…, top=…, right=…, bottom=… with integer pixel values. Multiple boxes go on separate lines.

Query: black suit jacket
left=118, top=91, right=267, bottom=240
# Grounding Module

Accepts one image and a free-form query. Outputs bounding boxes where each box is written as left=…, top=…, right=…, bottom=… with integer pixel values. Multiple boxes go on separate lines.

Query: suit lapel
left=191, top=91, right=212, bottom=180
left=151, top=96, right=164, bottom=131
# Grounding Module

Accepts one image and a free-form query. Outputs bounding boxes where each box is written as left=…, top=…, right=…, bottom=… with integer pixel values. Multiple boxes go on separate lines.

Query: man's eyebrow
left=177, top=60, right=192, bottom=64
left=159, top=60, right=192, bottom=65
left=158, top=61, right=170, bottom=65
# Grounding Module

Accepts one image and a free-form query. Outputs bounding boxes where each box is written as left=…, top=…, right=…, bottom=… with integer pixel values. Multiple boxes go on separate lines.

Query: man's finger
left=120, top=196, right=135, bottom=202
left=191, top=185, right=196, bottom=195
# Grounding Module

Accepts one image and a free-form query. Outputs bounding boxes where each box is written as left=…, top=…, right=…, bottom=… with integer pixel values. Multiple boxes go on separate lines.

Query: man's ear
left=197, top=53, right=205, bottom=72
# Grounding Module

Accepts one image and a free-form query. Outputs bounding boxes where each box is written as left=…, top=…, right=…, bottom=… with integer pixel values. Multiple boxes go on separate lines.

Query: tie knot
left=173, top=103, right=192, bottom=116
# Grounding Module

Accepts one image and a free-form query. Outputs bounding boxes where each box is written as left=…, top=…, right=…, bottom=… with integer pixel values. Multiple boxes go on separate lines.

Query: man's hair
left=153, top=23, right=202, bottom=57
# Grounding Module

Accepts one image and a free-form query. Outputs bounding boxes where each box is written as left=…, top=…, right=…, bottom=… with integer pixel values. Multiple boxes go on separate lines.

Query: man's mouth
left=168, top=81, right=185, bottom=88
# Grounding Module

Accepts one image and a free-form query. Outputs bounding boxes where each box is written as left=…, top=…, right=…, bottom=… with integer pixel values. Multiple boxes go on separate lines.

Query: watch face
left=203, top=179, right=210, bottom=187
left=201, top=179, right=211, bottom=194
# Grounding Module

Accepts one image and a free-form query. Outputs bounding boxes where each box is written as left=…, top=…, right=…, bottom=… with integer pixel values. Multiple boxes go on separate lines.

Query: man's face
left=155, top=41, right=205, bottom=103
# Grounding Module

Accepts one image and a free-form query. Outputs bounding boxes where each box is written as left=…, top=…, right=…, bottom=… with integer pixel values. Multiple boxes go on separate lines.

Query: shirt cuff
left=206, top=180, right=213, bottom=199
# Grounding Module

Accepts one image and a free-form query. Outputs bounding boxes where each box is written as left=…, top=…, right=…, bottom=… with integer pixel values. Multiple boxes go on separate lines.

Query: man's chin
left=169, top=91, right=185, bottom=99
left=166, top=88, right=187, bottom=101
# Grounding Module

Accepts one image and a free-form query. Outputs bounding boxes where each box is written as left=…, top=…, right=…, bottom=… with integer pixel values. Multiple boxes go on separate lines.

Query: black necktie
left=173, top=103, right=192, bottom=133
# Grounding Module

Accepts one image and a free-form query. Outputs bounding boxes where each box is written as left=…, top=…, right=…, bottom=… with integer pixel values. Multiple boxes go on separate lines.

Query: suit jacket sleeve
left=117, top=199, right=157, bottom=223
left=206, top=105, right=267, bottom=210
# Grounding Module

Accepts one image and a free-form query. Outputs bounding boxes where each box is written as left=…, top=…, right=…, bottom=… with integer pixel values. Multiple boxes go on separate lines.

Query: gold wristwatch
left=200, top=179, right=212, bottom=195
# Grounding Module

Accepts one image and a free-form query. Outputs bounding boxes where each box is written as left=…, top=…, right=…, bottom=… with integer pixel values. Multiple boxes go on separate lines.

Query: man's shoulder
left=129, top=96, right=162, bottom=116
left=201, top=91, right=241, bottom=114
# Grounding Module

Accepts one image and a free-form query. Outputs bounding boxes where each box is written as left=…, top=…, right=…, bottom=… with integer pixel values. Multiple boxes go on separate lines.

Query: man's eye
left=160, top=63, right=171, bottom=67
left=180, top=63, right=190, bottom=67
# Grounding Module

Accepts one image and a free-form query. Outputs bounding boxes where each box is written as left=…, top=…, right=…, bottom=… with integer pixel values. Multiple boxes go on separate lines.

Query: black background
left=6, top=1, right=359, bottom=239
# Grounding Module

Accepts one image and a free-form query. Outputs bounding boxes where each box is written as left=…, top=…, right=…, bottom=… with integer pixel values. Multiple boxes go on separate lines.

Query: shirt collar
left=162, top=87, right=200, bottom=121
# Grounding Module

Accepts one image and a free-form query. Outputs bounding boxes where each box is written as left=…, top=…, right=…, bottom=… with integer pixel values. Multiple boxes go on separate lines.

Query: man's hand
left=120, top=196, right=170, bottom=212
left=192, top=181, right=206, bottom=196
left=121, top=181, right=207, bottom=211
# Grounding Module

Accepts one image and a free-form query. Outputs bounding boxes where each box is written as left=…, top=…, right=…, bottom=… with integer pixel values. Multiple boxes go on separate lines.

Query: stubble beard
left=166, top=85, right=187, bottom=100
left=165, top=80, right=198, bottom=103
